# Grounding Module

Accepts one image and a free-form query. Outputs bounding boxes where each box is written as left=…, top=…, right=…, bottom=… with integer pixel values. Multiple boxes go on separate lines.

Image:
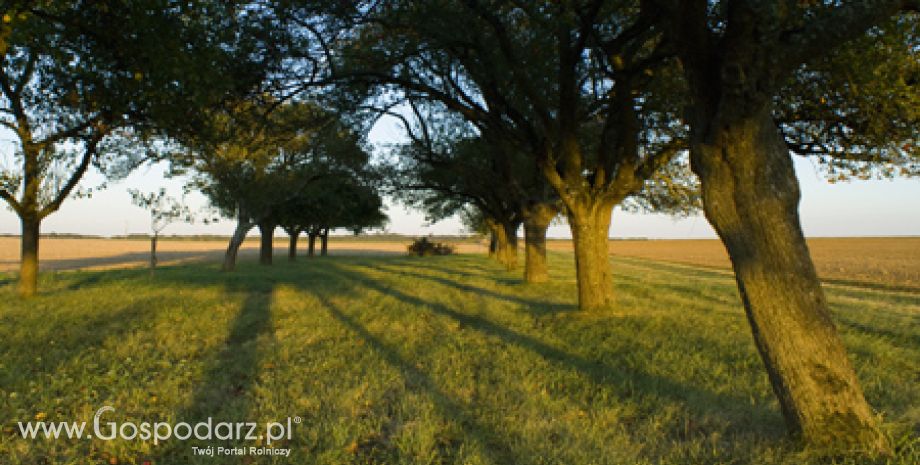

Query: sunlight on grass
left=1, top=253, right=917, bottom=464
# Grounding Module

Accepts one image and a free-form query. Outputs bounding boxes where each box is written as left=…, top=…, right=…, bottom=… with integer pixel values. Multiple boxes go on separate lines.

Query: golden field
left=551, top=236, right=920, bottom=291
left=0, top=237, right=487, bottom=272
left=1, top=236, right=917, bottom=291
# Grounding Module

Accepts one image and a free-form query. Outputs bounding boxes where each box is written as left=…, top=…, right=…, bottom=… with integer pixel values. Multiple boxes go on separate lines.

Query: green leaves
left=777, top=13, right=920, bottom=180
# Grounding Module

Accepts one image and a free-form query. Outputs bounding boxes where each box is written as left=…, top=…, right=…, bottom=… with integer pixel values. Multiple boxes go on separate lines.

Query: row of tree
left=174, top=99, right=386, bottom=269
left=318, top=1, right=917, bottom=454
left=0, top=0, right=916, bottom=456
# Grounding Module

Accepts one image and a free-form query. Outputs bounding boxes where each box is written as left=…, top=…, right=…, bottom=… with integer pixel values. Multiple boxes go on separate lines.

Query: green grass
left=0, top=252, right=917, bottom=465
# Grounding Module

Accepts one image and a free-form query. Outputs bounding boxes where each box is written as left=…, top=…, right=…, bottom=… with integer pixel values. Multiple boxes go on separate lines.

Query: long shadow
left=613, top=271, right=740, bottom=310
left=613, top=256, right=735, bottom=282
left=417, top=259, right=511, bottom=282
left=35, top=250, right=224, bottom=272
left=323, top=262, right=783, bottom=437
left=617, top=254, right=920, bottom=296
left=0, top=296, right=160, bottom=384
left=148, top=283, right=275, bottom=463
left=363, top=262, right=577, bottom=314
left=314, top=294, right=520, bottom=464
left=836, top=317, right=920, bottom=347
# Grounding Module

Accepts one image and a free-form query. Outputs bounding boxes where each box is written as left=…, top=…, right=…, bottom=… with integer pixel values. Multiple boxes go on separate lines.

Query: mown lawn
left=0, top=252, right=917, bottom=464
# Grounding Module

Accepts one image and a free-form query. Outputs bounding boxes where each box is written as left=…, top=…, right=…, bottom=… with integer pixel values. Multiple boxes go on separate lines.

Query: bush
left=407, top=237, right=454, bottom=256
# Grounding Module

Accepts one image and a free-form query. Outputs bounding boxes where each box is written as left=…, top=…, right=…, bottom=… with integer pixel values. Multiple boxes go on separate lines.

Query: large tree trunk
left=18, top=215, right=40, bottom=298
left=258, top=222, right=275, bottom=265
left=222, top=218, right=251, bottom=272
left=307, top=232, right=317, bottom=257
left=565, top=200, right=614, bottom=311
left=287, top=230, right=299, bottom=262
left=489, top=220, right=519, bottom=270
left=320, top=228, right=329, bottom=256
left=522, top=202, right=559, bottom=283
left=692, top=107, right=887, bottom=452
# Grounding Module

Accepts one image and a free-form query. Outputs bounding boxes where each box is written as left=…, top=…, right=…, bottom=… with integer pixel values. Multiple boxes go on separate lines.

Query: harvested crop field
left=547, top=237, right=920, bottom=292
left=0, top=237, right=487, bottom=273
left=2, top=236, right=918, bottom=292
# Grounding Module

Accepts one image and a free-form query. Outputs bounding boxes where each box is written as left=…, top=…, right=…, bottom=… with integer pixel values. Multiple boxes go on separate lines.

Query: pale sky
left=1, top=117, right=918, bottom=239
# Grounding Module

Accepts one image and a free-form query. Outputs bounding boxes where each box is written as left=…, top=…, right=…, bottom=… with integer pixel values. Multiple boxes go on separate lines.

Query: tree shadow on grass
left=313, top=293, right=520, bottom=464
left=146, top=282, right=275, bottom=463
left=362, top=262, right=577, bottom=315
left=35, top=250, right=223, bottom=272
left=613, top=271, right=740, bottom=311
left=323, top=262, right=784, bottom=440
left=835, top=317, right=920, bottom=347
left=43, top=255, right=789, bottom=461
left=0, top=296, right=161, bottom=385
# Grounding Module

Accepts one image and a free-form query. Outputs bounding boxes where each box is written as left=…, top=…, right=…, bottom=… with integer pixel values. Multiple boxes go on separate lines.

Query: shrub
left=407, top=237, right=454, bottom=256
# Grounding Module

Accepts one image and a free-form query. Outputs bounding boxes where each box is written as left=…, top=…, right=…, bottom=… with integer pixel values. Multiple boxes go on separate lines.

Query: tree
left=385, top=105, right=530, bottom=271
left=275, top=171, right=387, bottom=260
left=394, top=125, right=559, bottom=276
left=330, top=0, right=691, bottom=308
left=129, top=188, right=192, bottom=273
left=276, top=170, right=387, bottom=259
left=181, top=100, right=370, bottom=270
left=652, top=0, right=918, bottom=453
left=0, top=1, right=269, bottom=296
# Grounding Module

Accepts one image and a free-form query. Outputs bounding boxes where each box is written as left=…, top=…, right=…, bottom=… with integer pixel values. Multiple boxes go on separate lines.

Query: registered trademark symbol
left=293, top=416, right=302, bottom=424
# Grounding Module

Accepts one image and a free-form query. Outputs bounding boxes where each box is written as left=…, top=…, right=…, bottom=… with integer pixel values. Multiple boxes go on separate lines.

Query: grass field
left=1, top=248, right=918, bottom=464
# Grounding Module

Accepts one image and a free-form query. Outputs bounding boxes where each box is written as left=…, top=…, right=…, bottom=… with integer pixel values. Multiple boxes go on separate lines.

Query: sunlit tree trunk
left=488, top=219, right=519, bottom=270
left=692, top=107, right=887, bottom=452
left=522, top=202, right=559, bottom=283
left=564, top=199, right=614, bottom=310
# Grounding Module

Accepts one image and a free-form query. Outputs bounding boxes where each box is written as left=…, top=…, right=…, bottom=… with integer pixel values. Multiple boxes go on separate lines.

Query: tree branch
left=38, top=132, right=103, bottom=219
left=0, top=188, right=22, bottom=216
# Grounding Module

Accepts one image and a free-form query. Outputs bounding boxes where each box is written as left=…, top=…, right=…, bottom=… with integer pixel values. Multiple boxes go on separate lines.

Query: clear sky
left=1, top=117, right=918, bottom=239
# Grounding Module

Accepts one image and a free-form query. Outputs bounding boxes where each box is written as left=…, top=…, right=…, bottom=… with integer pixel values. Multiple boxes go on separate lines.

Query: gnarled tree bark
left=522, top=202, right=559, bottom=283
left=487, top=218, right=520, bottom=270
left=564, top=199, right=615, bottom=310
left=691, top=107, right=887, bottom=452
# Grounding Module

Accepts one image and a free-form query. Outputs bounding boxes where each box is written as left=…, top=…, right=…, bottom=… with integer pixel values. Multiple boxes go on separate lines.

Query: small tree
left=129, top=188, right=192, bottom=273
